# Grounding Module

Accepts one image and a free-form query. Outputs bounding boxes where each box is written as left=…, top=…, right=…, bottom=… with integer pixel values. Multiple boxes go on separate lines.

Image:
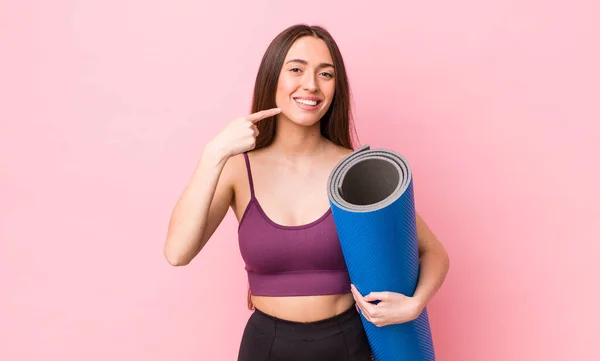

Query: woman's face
left=275, top=36, right=336, bottom=127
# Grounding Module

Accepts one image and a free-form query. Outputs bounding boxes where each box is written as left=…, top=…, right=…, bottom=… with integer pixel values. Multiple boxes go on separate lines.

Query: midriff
left=250, top=293, right=355, bottom=322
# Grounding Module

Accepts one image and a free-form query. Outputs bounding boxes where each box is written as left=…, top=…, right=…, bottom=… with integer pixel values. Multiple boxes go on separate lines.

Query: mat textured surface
left=327, top=145, right=435, bottom=360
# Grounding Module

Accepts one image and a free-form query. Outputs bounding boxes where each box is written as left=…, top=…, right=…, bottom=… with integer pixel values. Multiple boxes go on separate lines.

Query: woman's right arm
left=163, top=108, right=281, bottom=266
left=163, top=143, right=234, bottom=266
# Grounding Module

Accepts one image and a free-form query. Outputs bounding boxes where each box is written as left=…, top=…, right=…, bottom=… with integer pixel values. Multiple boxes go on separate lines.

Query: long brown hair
left=247, top=24, right=358, bottom=310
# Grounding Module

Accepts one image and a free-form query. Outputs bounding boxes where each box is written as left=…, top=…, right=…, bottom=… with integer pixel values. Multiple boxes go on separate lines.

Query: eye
left=320, top=72, right=334, bottom=79
left=290, top=68, right=302, bottom=73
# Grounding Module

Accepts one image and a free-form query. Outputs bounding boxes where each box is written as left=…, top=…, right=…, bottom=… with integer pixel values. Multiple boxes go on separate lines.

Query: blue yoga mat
left=327, top=145, right=435, bottom=360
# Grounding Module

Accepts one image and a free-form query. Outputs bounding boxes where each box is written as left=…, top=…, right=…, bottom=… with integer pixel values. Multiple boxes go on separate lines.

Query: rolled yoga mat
left=327, top=145, right=435, bottom=361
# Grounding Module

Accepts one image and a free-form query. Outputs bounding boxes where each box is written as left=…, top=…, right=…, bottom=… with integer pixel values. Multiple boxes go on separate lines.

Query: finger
left=354, top=300, right=371, bottom=322
left=350, top=284, right=363, bottom=301
left=350, top=284, right=361, bottom=295
left=373, top=318, right=387, bottom=327
left=351, top=285, right=376, bottom=317
left=364, top=292, right=390, bottom=303
left=251, top=124, right=259, bottom=137
left=247, top=108, right=281, bottom=123
left=350, top=285, right=365, bottom=308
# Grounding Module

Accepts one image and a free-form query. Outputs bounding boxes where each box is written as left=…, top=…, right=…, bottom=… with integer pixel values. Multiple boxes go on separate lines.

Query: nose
left=302, top=71, right=318, bottom=92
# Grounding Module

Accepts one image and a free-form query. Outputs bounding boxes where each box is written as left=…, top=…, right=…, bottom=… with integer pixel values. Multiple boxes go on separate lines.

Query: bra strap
left=243, top=152, right=255, bottom=199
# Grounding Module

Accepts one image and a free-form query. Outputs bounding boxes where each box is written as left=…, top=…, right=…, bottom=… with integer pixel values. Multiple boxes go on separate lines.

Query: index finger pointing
left=247, top=108, right=281, bottom=123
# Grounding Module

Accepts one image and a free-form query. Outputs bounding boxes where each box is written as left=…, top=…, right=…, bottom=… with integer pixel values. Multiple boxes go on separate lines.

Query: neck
left=270, top=115, right=327, bottom=157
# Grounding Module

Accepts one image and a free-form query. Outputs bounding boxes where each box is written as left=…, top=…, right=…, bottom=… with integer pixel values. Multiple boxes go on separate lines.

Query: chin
left=288, top=114, right=322, bottom=127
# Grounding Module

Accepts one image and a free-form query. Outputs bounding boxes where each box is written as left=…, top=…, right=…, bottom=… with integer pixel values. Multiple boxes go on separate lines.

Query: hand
left=350, top=284, right=424, bottom=327
left=208, top=108, right=281, bottom=159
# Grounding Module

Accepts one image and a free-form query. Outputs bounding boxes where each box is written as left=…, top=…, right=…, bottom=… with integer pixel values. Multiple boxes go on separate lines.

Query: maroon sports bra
left=237, top=152, right=351, bottom=297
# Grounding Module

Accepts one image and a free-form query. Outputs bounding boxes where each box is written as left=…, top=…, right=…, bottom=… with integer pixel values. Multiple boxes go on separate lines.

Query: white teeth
left=295, top=98, right=318, bottom=106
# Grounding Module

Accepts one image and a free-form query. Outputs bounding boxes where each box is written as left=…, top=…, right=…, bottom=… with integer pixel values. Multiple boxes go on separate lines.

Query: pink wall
left=1, top=1, right=598, bottom=360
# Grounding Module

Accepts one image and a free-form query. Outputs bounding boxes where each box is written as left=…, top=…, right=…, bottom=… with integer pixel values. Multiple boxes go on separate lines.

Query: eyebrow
left=285, top=59, right=335, bottom=69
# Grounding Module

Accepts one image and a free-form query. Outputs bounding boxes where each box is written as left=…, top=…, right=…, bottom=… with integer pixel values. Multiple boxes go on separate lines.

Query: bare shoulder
left=243, top=146, right=276, bottom=169
left=220, top=153, right=248, bottom=199
left=221, top=152, right=245, bottom=176
left=327, top=142, right=354, bottom=163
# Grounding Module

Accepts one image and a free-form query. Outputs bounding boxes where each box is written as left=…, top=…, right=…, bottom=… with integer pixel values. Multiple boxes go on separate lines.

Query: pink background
left=1, top=1, right=599, bottom=360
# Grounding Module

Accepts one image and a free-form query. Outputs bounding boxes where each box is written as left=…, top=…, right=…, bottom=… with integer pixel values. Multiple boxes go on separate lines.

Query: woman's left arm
left=412, top=212, right=450, bottom=307
left=351, top=212, right=450, bottom=327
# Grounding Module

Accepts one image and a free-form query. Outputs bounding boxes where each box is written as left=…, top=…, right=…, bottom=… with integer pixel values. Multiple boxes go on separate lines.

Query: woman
left=164, top=24, right=449, bottom=361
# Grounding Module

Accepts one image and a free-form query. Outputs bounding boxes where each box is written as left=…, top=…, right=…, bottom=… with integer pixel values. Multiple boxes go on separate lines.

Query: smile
left=293, top=97, right=323, bottom=112
left=294, top=98, right=320, bottom=106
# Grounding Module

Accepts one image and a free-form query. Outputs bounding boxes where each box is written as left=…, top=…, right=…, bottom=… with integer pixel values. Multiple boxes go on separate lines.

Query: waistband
left=247, top=270, right=351, bottom=297
left=249, top=304, right=362, bottom=340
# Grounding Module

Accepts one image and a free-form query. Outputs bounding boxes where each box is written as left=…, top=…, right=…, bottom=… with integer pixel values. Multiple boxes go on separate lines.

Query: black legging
left=237, top=304, right=372, bottom=361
